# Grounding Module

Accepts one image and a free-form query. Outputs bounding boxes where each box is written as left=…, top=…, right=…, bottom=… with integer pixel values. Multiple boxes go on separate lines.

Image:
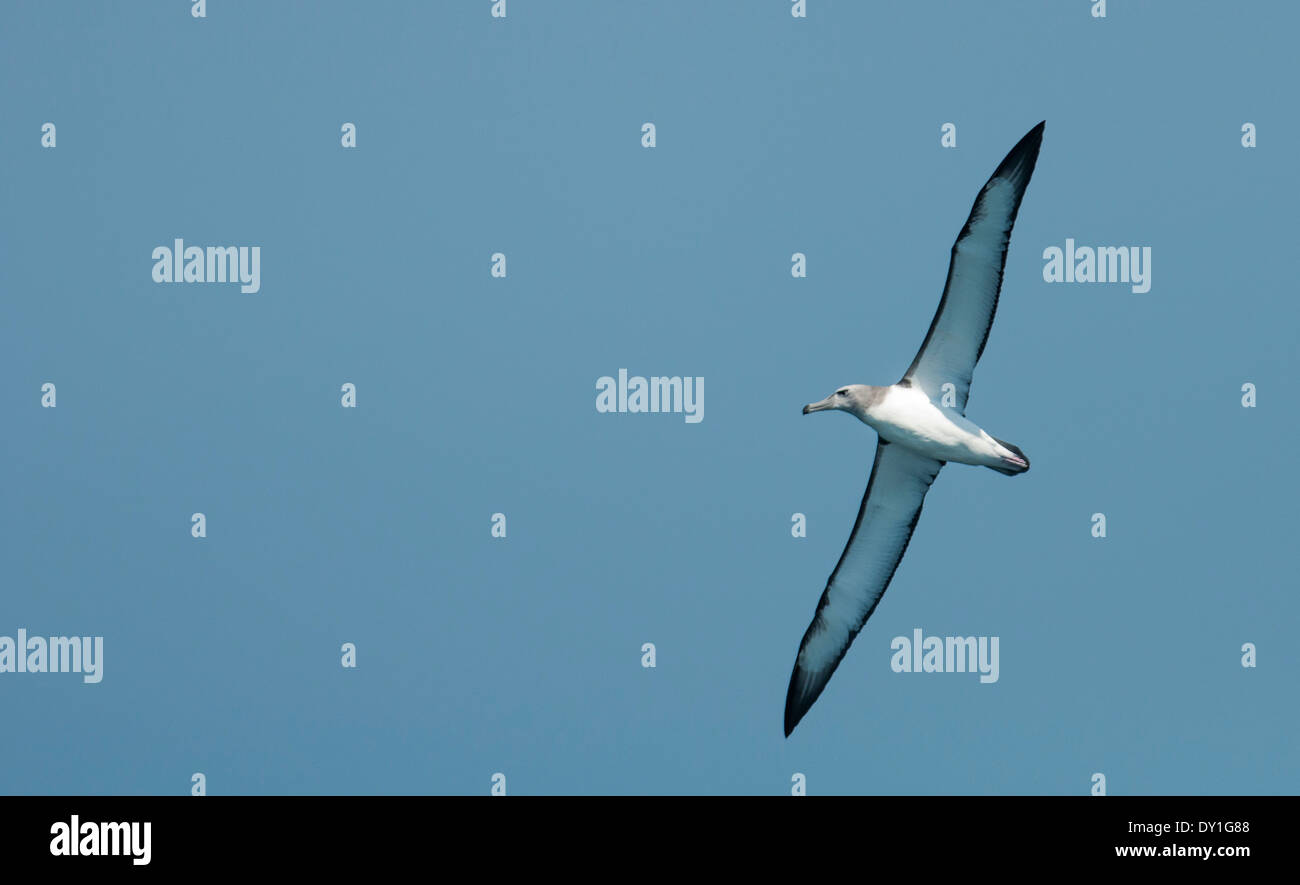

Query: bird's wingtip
left=783, top=692, right=807, bottom=737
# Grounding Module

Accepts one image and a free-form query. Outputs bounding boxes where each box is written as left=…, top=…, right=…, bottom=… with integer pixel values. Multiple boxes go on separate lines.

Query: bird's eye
left=837, top=389, right=849, bottom=396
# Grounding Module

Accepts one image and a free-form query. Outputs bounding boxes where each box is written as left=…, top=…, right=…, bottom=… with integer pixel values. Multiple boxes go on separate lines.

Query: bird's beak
left=803, top=396, right=835, bottom=415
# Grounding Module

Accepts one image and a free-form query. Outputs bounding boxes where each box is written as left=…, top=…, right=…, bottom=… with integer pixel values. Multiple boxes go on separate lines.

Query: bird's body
left=836, top=383, right=1027, bottom=473
left=784, top=121, right=1045, bottom=736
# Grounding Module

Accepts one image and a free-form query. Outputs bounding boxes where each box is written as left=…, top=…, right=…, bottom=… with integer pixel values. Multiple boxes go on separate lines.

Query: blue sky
left=1, top=1, right=1296, bottom=794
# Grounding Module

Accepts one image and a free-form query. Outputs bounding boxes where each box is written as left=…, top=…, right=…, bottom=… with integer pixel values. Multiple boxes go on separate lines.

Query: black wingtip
left=783, top=672, right=815, bottom=737
left=784, top=678, right=799, bottom=736
left=1005, top=121, right=1044, bottom=163
left=984, top=120, right=1045, bottom=199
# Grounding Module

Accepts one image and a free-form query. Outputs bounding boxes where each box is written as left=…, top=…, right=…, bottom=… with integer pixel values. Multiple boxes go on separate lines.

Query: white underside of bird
left=859, top=384, right=1025, bottom=471
left=802, top=380, right=1032, bottom=476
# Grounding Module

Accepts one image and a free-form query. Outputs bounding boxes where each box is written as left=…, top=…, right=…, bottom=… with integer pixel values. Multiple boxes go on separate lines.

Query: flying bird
left=784, top=121, right=1045, bottom=737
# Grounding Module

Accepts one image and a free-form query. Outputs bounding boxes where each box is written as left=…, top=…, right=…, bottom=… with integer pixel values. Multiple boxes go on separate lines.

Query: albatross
left=784, top=121, right=1045, bottom=737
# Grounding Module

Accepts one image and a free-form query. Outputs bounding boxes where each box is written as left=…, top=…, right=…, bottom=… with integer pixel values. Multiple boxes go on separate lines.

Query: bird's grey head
left=803, top=384, right=879, bottom=421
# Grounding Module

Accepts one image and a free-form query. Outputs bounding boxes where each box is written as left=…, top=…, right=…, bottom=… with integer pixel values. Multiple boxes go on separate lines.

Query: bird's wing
left=784, top=441, right=943, bottom=736
left=901, top=121, right=1044, bottom=414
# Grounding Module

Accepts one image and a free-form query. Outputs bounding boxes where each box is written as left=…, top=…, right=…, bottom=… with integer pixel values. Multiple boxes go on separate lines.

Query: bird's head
left=803, top=384, right=875, bottom=421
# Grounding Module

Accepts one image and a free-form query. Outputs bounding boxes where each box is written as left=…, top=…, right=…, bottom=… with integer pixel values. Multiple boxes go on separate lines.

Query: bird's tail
left=987, top=437, right=1030, bottom=476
